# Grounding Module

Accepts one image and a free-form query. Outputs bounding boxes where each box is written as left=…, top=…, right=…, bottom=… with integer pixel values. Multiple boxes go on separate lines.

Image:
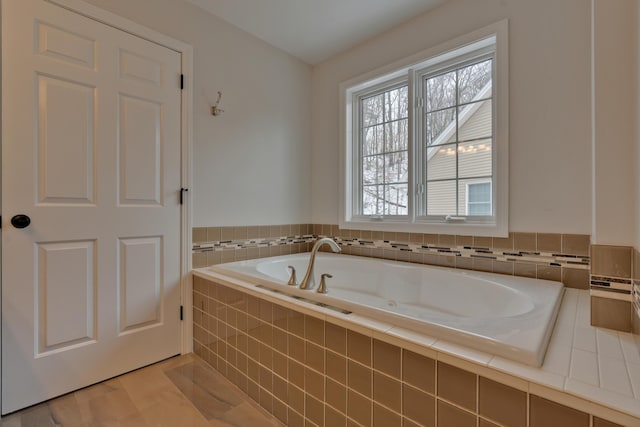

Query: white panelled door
left=2, top=0, right=183, bottom=413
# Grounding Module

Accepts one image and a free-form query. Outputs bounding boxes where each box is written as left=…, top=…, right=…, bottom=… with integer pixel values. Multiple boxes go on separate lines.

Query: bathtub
left=207, top=253, right=564, bottom=367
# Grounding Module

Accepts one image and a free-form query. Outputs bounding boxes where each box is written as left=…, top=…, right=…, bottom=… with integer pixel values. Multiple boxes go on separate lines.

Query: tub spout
left=299, top=237, right=341, bottom=290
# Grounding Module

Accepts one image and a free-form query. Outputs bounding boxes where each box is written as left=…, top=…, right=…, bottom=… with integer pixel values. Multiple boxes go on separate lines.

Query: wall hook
left=211, top=91, right=225, bottom=116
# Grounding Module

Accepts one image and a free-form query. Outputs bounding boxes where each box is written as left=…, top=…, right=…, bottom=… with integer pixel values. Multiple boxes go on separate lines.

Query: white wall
left=311, top=0, right=592, bottom=234
left=592, top=0, right=637, bottom=246
left=83, top=0, right=312, bottom=227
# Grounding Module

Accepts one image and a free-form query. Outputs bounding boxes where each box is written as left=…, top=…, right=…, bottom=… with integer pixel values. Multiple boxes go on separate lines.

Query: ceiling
left=185, top=0, right=447, bottom=65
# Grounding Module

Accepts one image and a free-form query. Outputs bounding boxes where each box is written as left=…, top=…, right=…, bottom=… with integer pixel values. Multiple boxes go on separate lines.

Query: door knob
left=11, top=214, right=31, bottom=229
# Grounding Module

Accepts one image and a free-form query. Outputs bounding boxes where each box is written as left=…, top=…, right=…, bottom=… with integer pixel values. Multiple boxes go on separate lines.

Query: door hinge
left=416, top=97, right=424, bottom=108
left=180, top=188, right=189, bottom=205
left=180, top=305, right=184, bottom=321
left=180, top=74, right=184, bottom=90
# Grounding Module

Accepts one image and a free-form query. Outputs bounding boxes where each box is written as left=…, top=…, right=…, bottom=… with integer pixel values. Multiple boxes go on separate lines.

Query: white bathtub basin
left=208, top=253, right=564, bottom=366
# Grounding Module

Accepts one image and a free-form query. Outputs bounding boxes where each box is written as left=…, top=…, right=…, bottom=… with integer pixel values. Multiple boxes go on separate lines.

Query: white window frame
left=339, top=20, right=509, bottom=237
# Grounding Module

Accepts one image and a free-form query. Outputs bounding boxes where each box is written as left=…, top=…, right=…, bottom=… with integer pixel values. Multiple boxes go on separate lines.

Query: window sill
left=339, top=219, right=508, bottom=238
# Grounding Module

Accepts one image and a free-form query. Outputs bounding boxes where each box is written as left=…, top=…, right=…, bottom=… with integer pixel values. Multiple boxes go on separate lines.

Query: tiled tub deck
left=192, top=269, right=640, bottom=427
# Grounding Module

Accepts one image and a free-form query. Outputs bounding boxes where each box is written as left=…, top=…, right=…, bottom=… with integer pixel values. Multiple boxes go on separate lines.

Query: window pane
left=426, top=108, right=456, bottom=146
left=385, top=152, right=408, bottom=184
left=362, top=155, right=384, bottom=185
left=462, top=181, right=492, bottom=216
left=362, top=185, right=383, bottom=215
left=458, top=59, right=492, bottom=104
left=385, top=119, right=408, bottom=152
left=427, top=143, right=457, bottom=181
left=385, top=86, right=408, bottom=121
left=458, top=139, right=492, bottom=178
left=363, top=124, right=384, bottom=156
left=426, top=70, right=456, bottom=112
left=362, top=94, right=384, bottom=126
left=427, top=180, right=456, bottom=216
left=458, top=100, right=492, bottom=142
left=384, top=184, right=408, bottom=215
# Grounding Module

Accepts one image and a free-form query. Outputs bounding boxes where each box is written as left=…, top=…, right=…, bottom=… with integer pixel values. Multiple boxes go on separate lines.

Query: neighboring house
left=426, top=83, right=493, bottom=216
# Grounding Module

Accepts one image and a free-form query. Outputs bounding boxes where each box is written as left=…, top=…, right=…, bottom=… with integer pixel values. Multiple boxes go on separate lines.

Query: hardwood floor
left=0, top=354, right=283, bottom=427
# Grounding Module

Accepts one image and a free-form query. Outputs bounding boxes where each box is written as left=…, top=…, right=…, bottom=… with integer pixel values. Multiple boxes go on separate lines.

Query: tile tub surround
left=192, top=225, right=591, bottom=289
left=191, top=272, right=640, bottom=426
left=633, top=249, right=640, bottom=356
left=591, top=245, right=635, bottom=332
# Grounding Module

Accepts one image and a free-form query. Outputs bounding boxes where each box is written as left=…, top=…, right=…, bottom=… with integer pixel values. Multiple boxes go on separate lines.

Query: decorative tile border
left=334, top=236, right=590, bottom=270
left=589, top=275, right=633, bottom=301
left=192, top=225, right=591, bottom=289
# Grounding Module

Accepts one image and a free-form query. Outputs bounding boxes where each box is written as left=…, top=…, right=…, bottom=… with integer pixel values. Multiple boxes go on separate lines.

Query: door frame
left=1, top=0, right=195, bottom=393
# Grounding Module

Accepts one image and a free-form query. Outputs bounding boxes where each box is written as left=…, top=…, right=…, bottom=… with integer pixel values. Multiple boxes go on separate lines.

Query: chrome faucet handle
left=317, top=273, right=332, bottom=294
left=287, top=265, right=297, bottom=286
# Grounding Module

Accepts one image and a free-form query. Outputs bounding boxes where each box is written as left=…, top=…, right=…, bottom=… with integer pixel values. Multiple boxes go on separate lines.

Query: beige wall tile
left=591, top=245, right=633, bottom=278
left=409, top=233, right=424, bottom=244
left=373, top=371, right=401, bottom=412
left=591, top=297, right=632, bottom=332
left=207, top=227, right=221, bottom=242
left=347, top=389, right=372, bottom=427
left=348, top=360, right=372, bottom=397
left=437, top=362, right=477, bottom=412
left=287, top=311, right=305, bottom=338
left=273, top=352, right=287, bottom=379
left=373, top=403, right=401, bottom=427
left=305, top=316, right=325, bottom=346
left=193, top=227, right=207, bottom=243
left=326, top=406, right=347, bottom=427
left=456, top=257, right=473, bottom=270
left=456, top=235, right=473, bottom=246
left=288, top=359, right=305, bottom=389
left=193, top=252, right=207, bottom=268
left=562, top=268, right=589, bottom=289
left=326, top=378, right=347, bottom=413
left=306, top=342, right=325, bottom=373
left=305, top=393, right=324, bottom=426
left=439, top=234, right=456, bottom=246
left=562, top=234, right=590, bottom=256
left=537, top=233, right=562, bottom=253
left=220, top=227, right=234, bottom=241
left=305, top=368, right=324, bottom=400
left=514, top=232, right=537, bottom=251
left=514, top=263, right=537, bottom=279
left=347, top=331, right=372, bottom=366
left=493, top=261, right=514, bottom=276
left=402, top=350, right=435, bottom=394
left=288, top=335, right=305, bottom=361
left=373, top=339, right=401, bottom=379
left=288, top=384, right=304, bottom=414
left=473, top=236, right=493, bottom=248
left=537, top=265, right=561, bottom=282
left=492, top=233, right=514, bottom=250
left=326, top=351, right=347, bottom=383
left=473, top=258, right=493, bottom=272
left=478, top=377, right=526, bottom=427
left=529, top=395, right=589, bottom=427
left=437, top=400, right=476, bottom=427
left=402, top=385, right=435, bottom=427
left=424, top=234, right=439, bottom=245
left=288, top=408, right=304, bottom=427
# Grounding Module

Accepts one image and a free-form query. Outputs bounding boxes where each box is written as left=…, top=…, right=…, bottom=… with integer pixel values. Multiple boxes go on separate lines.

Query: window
left=340, top=21, right=508, bottom=236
